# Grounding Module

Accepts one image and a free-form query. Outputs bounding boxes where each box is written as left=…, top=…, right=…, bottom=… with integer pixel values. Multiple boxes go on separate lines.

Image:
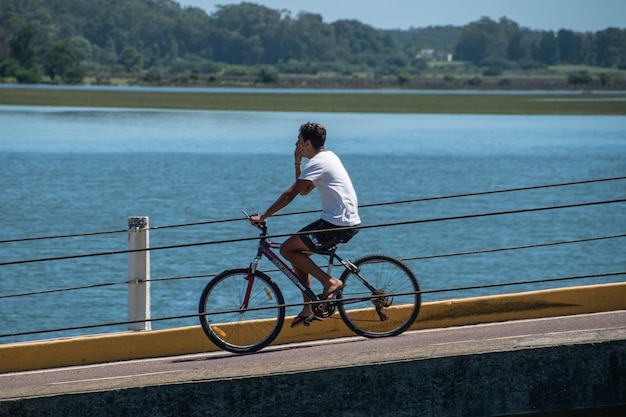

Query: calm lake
left=1, top=105, right=625, bottom=343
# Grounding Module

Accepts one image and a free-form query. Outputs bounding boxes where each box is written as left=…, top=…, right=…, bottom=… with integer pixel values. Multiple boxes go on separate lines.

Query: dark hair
left=299, top=122, right=326, bottom=149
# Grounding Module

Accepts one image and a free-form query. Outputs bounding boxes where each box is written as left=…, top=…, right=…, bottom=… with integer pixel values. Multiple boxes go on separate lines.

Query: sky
left=180, top=0, right=625, bottom=32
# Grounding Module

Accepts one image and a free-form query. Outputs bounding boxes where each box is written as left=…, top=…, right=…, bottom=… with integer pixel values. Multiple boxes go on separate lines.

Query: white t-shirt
left=298, top=151, right=360, bottom=227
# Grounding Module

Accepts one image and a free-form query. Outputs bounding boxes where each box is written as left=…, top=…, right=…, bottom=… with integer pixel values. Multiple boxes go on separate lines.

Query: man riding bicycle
left=250, top=122, right=361, bottom=327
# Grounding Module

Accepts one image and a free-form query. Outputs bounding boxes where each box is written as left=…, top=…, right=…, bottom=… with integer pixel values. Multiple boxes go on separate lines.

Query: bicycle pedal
left=304, top=314, right=324, bottom=326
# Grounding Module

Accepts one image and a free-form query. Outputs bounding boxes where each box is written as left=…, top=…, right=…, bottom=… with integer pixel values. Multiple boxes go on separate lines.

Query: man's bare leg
left=280, top=235, right=343, bottom=306
left=293, top=265, right=313, bottom=317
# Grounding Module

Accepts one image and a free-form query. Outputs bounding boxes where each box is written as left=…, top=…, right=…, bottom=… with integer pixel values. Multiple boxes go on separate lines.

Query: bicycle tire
left=337, top=254, right=421, bottom=338
left=198, top=268, right=285, bottom=353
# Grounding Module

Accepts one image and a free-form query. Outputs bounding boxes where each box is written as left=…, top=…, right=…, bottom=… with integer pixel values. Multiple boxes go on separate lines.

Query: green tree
left=0, top=58, right=21, bottom=77
left=454, top=24, right=488, bottom=64
left=15, top=67, right=40, bottom=84
left=557, top=29, right=583, bottom=64
left=497, top=17, right=523, bottom=57
left=454, top=17, right=517, bottom=64
left=0, top=27, right=11, bottom=61
left=507, top=32, right=528, bottom=61
left=397, top=72, right=411, bottom=85
left=412, top=57, right=428, bottom=72
left=257, top=66, right=278, bottom=83
left=179, top=6, right=214, bottom=59
left=533, top=31, right=559, bottom=65
left=41, top=42, right=78, bottom=80
left=290, top=13, right=336, bottom=62
left=334, top=19, right=385, bottom=56
left=10, top=23, right=38, bottom=70
left=211, top=3, right=282, bottom=64
left=62, top=65, right=85, bottom=84
left=119, top=46, right=142, bottom=72
left=568, top=71, right=592, bottom=85
left=143, top=68, right=162, bottom=83
left=3, top=0, right=626, bottom=79
left=454, top=17, right=504, bottom=64
left=387, top=25, right=462, bottom=58
left=67, top=36, right=93, bottom=61
left=594, top=28, right=626, bottom=67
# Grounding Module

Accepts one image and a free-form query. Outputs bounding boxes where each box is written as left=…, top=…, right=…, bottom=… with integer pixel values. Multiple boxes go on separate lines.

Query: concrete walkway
left=2, top=282, right=625, bottom=374
left=1, top=311, right=625, bottom=417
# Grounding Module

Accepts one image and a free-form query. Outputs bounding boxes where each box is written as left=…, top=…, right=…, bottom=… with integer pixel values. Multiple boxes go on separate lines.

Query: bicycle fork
left=240, top=256, right=262, bottom=311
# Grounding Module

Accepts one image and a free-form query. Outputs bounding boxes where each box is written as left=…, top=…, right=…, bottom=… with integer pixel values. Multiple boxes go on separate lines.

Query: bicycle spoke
left=199, top=269, right=285, bottom=353
left=338, top=255, right=421, bottom=337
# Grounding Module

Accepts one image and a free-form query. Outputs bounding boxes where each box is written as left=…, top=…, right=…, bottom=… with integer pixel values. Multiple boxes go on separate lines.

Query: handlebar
left=242, top=210, right=267, bottom=233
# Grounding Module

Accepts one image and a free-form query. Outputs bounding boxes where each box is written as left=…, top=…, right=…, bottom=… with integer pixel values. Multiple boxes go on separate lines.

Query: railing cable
left=2, top=233, right=623, bottom=299
left=1, top=270, right=623, bottom=339
left=1, top=175, right=624, bottom=244
left=402, top=233, right=626, bottom=262
left=3, top=198, right=623, bottom=266
left=148, top=175, right=626, bottom=229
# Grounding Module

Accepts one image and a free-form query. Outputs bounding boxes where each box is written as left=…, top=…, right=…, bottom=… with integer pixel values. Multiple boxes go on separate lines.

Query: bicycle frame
left=242, top=219, right=376, bottom=310
left=254, top=240, right=319, bottom=302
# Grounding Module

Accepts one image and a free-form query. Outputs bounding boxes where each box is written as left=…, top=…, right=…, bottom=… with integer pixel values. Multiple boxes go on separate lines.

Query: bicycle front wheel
left=198, top=268, right=285, bottom=353
left=338, top=255, right=421, bottom=338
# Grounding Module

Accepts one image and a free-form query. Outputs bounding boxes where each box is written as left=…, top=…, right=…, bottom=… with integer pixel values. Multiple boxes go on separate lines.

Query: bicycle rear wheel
left=198, top=268, right=285, bottom=353
left=337, top=254, right=421, bottom=338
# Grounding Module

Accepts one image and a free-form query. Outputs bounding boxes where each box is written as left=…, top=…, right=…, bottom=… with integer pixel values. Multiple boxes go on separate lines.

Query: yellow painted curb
left=1, top=282, right=625, bottom=374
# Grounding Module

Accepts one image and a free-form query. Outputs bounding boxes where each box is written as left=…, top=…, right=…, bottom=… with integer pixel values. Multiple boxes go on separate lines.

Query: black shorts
left=298, top=219, right=359, bottom=252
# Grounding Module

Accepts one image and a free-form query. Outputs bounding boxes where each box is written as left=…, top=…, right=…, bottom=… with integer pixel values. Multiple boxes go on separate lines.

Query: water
left=1, top=105, right=625, bottom=344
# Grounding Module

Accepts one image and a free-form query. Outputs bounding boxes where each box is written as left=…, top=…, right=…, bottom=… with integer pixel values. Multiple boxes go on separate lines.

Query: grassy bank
left=1, top=87, right=625, bottom=115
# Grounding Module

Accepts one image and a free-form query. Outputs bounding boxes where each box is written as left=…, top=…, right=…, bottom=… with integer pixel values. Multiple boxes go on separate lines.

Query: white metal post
left=128, top=216, right=151, bottom=331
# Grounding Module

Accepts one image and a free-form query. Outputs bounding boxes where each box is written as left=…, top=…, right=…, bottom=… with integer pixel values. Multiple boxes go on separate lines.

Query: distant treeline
left=1, top=0, right=625, bottom=84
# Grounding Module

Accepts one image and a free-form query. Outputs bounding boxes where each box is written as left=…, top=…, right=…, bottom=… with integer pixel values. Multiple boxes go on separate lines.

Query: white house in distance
left=417, top=49, right=453, bottom=62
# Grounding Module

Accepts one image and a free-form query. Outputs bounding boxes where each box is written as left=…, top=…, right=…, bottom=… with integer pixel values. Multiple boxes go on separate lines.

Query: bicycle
left=198, top=212, right=421, bottom=353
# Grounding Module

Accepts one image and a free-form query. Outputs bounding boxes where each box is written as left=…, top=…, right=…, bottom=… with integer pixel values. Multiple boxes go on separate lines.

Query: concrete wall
left=1, top=337, right=625, bottom=417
